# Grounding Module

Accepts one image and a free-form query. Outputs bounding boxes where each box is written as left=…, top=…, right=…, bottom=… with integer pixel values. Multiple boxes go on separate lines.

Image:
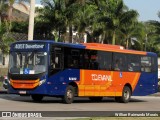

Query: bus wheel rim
left=67, top=90, right=72, bottom=100
left=124, top=90, right=129, bottom=100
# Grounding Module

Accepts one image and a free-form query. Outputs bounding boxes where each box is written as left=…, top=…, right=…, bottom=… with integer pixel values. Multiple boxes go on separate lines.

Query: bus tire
left=31, top=94, right=43, bottom=102
left=62, top=85, right=74, bottom=104
left=89, top=97, right=103, bottom=102
left=119, top=86, right=131, bottom=103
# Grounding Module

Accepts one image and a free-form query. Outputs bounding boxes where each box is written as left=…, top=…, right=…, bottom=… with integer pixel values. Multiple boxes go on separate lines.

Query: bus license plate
left=19, top=91, right=26, bottom=94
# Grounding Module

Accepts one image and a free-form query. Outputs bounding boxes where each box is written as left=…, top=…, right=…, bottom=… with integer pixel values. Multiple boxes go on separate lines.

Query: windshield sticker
left=29, top=70, right=35, bottom=74
left=20, top=68, right=23, bottom=74
left=24, top=68, right=30, bottom=74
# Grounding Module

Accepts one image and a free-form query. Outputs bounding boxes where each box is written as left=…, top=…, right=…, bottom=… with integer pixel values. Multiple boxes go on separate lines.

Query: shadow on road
left=0, top=94, right=147, bottom=104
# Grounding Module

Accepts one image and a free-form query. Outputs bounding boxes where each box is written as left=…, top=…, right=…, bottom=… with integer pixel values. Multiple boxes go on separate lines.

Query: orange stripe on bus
left=131, top=73, right=141, bottom=91
left=79, top=70, right=85, bottom=85
left=78, top=70, right=141, bottom=97
left=79, top=91, right=118, bottom=96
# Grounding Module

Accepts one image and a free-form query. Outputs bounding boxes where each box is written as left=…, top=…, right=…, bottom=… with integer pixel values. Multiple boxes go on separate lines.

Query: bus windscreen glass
left=9, top=52, right=47, bottom=74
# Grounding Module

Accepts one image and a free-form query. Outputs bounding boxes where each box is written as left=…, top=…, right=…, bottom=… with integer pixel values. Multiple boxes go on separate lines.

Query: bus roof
left=82, top=43, right=147, bottom=55
left=12, top=40, right=157, bottom=56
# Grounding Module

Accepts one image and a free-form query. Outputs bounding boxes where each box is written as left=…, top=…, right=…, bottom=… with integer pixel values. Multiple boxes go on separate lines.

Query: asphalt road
left=0, top=94, right=160, bottom=119
left=0, top=94, right=160, bottom=111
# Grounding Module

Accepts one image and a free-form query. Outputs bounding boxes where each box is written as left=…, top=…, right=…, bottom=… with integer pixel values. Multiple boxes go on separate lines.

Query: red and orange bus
left=7, top=40, right=158, bottom=103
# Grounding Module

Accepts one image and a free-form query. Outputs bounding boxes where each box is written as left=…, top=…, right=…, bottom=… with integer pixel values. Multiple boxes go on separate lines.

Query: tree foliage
left=0, top=21, right=15, bottom=55
left=1, top=0, right=160, bottom=54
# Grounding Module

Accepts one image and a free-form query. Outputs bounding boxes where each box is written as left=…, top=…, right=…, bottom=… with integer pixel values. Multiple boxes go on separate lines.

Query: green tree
left=36, top=0, right=67, bottom=41
left=145, top=13, right=160, bottom=53
left=0, top=21, right=15, bottom=62
left=11, top=21, right=28, bottom=33
left=0, top=1, right=8, bottom=23
left=98, top=0, right=139, bottom=45
left=128, top=22, right=158, bottom=52
left=106, top=0, right=124, bottom=45
left=148, top=11, right=160, bottom=36
left=119, top=9, right=139, bottom=48
left=73, top=1, right=98, bottom=43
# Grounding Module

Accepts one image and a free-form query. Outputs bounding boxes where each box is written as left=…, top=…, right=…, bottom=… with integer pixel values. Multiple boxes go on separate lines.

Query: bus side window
left=141, top=56, right=152, bottom=72
left=151, top=56, right=157, bottom=72
left=53, top=56, right=59, bottom=68
left=54, top=54, right=62, bottom=69
left=128, top=64, right=133, bottom=71
left=114, top=57, right=125, bottom=71
left=70, top=59, right=78, bottom=68
left=127, top=55, right=140, bottom=72
left=50, top=52, right=54, bottom=68
left=50, top=53, right=62, bottom=69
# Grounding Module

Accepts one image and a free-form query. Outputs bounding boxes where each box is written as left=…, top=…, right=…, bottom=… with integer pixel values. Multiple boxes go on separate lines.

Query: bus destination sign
left=14, top=43, right=45, bottom=50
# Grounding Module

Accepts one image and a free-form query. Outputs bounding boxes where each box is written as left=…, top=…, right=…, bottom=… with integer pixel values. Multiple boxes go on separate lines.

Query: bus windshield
left=9, top=51, right=47, bottom=74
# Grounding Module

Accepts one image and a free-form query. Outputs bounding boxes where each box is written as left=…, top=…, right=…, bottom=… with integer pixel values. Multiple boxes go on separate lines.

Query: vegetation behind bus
left=1, top=0, right=160, bottom=56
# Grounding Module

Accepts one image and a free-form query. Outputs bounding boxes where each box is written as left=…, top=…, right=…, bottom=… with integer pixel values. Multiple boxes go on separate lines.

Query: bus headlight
left=39, top=79, right=46, bottom=86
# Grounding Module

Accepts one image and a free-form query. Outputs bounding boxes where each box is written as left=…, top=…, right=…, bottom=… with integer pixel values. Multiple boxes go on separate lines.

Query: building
left=0, top=3, right=29, bottom=69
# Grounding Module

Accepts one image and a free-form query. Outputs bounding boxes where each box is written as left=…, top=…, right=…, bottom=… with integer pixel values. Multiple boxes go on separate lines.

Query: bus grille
left=10, top=79, right=39, bottom=89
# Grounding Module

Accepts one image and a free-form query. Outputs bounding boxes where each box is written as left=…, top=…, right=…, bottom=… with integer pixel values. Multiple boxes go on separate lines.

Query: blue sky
left=36, top=0, right=160, bottom=21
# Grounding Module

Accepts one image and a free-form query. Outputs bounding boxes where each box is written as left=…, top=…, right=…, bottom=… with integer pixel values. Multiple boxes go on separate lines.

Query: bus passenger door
left=49, top=47, right=63, bottom=76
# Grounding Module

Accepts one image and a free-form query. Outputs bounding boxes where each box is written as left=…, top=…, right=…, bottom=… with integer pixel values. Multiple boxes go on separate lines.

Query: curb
left=150, top=92, right=160, bottom=96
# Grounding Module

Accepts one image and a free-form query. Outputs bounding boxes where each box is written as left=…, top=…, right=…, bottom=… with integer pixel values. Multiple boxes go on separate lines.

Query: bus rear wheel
left=31, top=94, right=44, bottom=102
left=62, top=85, right=74, bottom=104
left=115, top=86, right=131, bottom=103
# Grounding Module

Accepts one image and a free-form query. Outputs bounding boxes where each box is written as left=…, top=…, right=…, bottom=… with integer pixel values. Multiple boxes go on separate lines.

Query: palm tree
left=146, top=11, right=160, bottom=54
left=149, top=12, right=160, bottom=35
left=119, top=9, right=139, bottom=48
left=0, top=21, right=15, bottom=64
left=106, top=0, right=124, bottom=45
left=94, top=0, right=123, bottom=44
left=143, top=21, right=160, bottom=52
left=36, top=0, right=67, bottom=41
left=64, top=0, right=78, bottom=43
left=127, top=22, right=157, bottom=51
left=0, top=1, right=8, bottom=24
left=73, top=1, right=98, bottom=43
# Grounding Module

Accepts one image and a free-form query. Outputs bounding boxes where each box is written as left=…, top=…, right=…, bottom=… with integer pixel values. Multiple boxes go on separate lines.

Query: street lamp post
left=28, top=0, right=35, bottom=40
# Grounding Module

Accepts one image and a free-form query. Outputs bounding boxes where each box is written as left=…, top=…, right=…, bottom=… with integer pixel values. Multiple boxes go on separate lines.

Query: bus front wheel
left=62, top=85, right=74, bottom=104
left=31, top=94, right=44, bottom=102
left=115, top=86, right=131, bottom=103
